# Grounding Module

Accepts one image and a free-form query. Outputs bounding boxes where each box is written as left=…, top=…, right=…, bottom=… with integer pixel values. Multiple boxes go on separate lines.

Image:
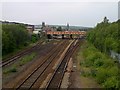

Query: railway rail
left=46, top=39, right=80, bottom=89
left=2, top=39, right=81, bottom=89
left=1, top=41, right=44, bottom=67
left=15, top=39, right=79, bottom=89
left=15, top=40, right=68, bottom=89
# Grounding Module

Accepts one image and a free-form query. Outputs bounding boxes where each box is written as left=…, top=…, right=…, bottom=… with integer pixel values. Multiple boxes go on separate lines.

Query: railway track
left=1, top=41, right=44, bottom=67
left=2, top=39, right=80, bottom=89
left=15, top=40, right=69, bottom=89
left=46, top=39, right=80, bottom=89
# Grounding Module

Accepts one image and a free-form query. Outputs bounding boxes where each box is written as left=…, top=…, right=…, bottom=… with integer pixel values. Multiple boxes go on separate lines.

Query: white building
left=33, top=25, right=42, bottom=34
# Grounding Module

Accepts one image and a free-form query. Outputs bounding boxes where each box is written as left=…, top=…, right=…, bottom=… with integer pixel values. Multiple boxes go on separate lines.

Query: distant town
left=0, top=20, right=90, bottom=35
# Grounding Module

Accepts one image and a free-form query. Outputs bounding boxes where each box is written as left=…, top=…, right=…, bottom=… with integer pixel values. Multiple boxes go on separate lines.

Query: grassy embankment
left=77, top=41, right=119, bottom=88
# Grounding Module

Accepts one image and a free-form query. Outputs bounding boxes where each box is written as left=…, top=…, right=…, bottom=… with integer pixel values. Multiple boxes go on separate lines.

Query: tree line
left=2, top=24, right=39, bottom=56
left=87, top=17, right=120, bottom=54
left=81, top=17, right=119, bottom=88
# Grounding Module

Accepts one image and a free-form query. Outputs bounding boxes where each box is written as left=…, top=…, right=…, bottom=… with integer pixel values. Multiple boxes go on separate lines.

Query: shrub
left=87, top=19, right=119, bottom=53
left=103, top=76, right=119, bottom=88
left=2, top=24, right=30, bottom=56
left=94, top=58, right=104, bottom=67
left=95, top=68, right=109, bottom=84
left=31, top=34, right=39, bottom=43
left=80, top=42, right=119, bottom=88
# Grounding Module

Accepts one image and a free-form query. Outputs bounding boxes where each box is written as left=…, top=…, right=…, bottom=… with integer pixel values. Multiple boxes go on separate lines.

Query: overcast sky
left=1, top=1, right=119, bottom=27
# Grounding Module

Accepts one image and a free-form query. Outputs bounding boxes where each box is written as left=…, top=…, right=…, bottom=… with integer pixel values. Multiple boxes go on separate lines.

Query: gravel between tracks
left=2, top=40, right=61, bottom=88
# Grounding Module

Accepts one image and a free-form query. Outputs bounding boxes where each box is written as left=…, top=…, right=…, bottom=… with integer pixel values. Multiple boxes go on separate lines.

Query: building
left=43, top=25, right=52, bottom=32
left=33, top=25, right=42, bottom=34
left=26, top=24, right=34, bottom=34
left=34, top=25, right=42, bottom=31
left=42, top=22, right=45, bottom=28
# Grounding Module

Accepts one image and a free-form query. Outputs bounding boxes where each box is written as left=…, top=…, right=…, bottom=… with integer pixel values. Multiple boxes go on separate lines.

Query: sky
left=1, top=0, right=119, bottom=27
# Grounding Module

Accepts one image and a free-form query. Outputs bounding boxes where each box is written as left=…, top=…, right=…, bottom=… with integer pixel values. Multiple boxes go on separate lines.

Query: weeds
left=79, top=41, right=119, bottom=88
left=3, top=65, right=17, bottom=74
left=19, top=53, right=36, bottom=66
left=3, top=53, right=36, bottom=75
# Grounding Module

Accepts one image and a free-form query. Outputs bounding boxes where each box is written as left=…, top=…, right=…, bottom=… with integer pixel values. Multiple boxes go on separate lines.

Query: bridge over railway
left=46, top=31, right=86, bottom=39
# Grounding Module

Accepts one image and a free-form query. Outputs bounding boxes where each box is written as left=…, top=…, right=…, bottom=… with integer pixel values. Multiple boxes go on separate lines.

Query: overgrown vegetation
left=31, top=34, right=40, bottom=43
left=79, top=41, right=119, bottom=88
left=3, top=52, right=36, bottom=74
left=79, top=18, right=119, bottom=88
left=3, top=65, right=17, bottom=74
left=87, top=18, right=120, bottom=54
left=19, top=53, right=36, bottom=66
left=2, top=24, right=40, bottom=56
left=2, top=24, right=30, bottom=55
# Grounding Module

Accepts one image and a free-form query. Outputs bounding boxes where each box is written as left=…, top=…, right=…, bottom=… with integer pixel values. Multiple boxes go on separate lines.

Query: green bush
left=2, top=24, right=30, bottom=56
left=87, top=19, right=119, bottom=53
left=31, top=34, right=39, bottom=43
left=96, top=68, right=109, bottom=84
left=2, top=24, right=41, bottom=57
left=85, top=19, right=119, bottom=88
left=103, top=76, right=119, bottom=88
left=102, top=59, right=115, bottom=68
left=94, top=58, right=104, bottom=67
left=81, top=42, right=119, bottom=88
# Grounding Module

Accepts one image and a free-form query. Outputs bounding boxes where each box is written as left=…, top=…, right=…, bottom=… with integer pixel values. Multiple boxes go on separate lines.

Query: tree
left=2, top=24, right=30, bottom=56
left=57, top=26, right=62, bottom=31
left=87, top=19, right=119, bottom=54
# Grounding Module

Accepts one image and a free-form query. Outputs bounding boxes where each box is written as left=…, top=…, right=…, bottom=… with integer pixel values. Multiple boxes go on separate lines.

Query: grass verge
left=3, top=65, right=17, bottom=74
left=3, top=52, right=36, bottom=75
left=19, top=53, right=36, bottom=66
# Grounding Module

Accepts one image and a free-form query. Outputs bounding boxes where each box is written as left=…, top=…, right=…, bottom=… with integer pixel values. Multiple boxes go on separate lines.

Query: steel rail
left=1, top=41, right=43, bottom=67
left=16, top=40, right=68, bottom=89
left=46, top=39, right=80, bottom=89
